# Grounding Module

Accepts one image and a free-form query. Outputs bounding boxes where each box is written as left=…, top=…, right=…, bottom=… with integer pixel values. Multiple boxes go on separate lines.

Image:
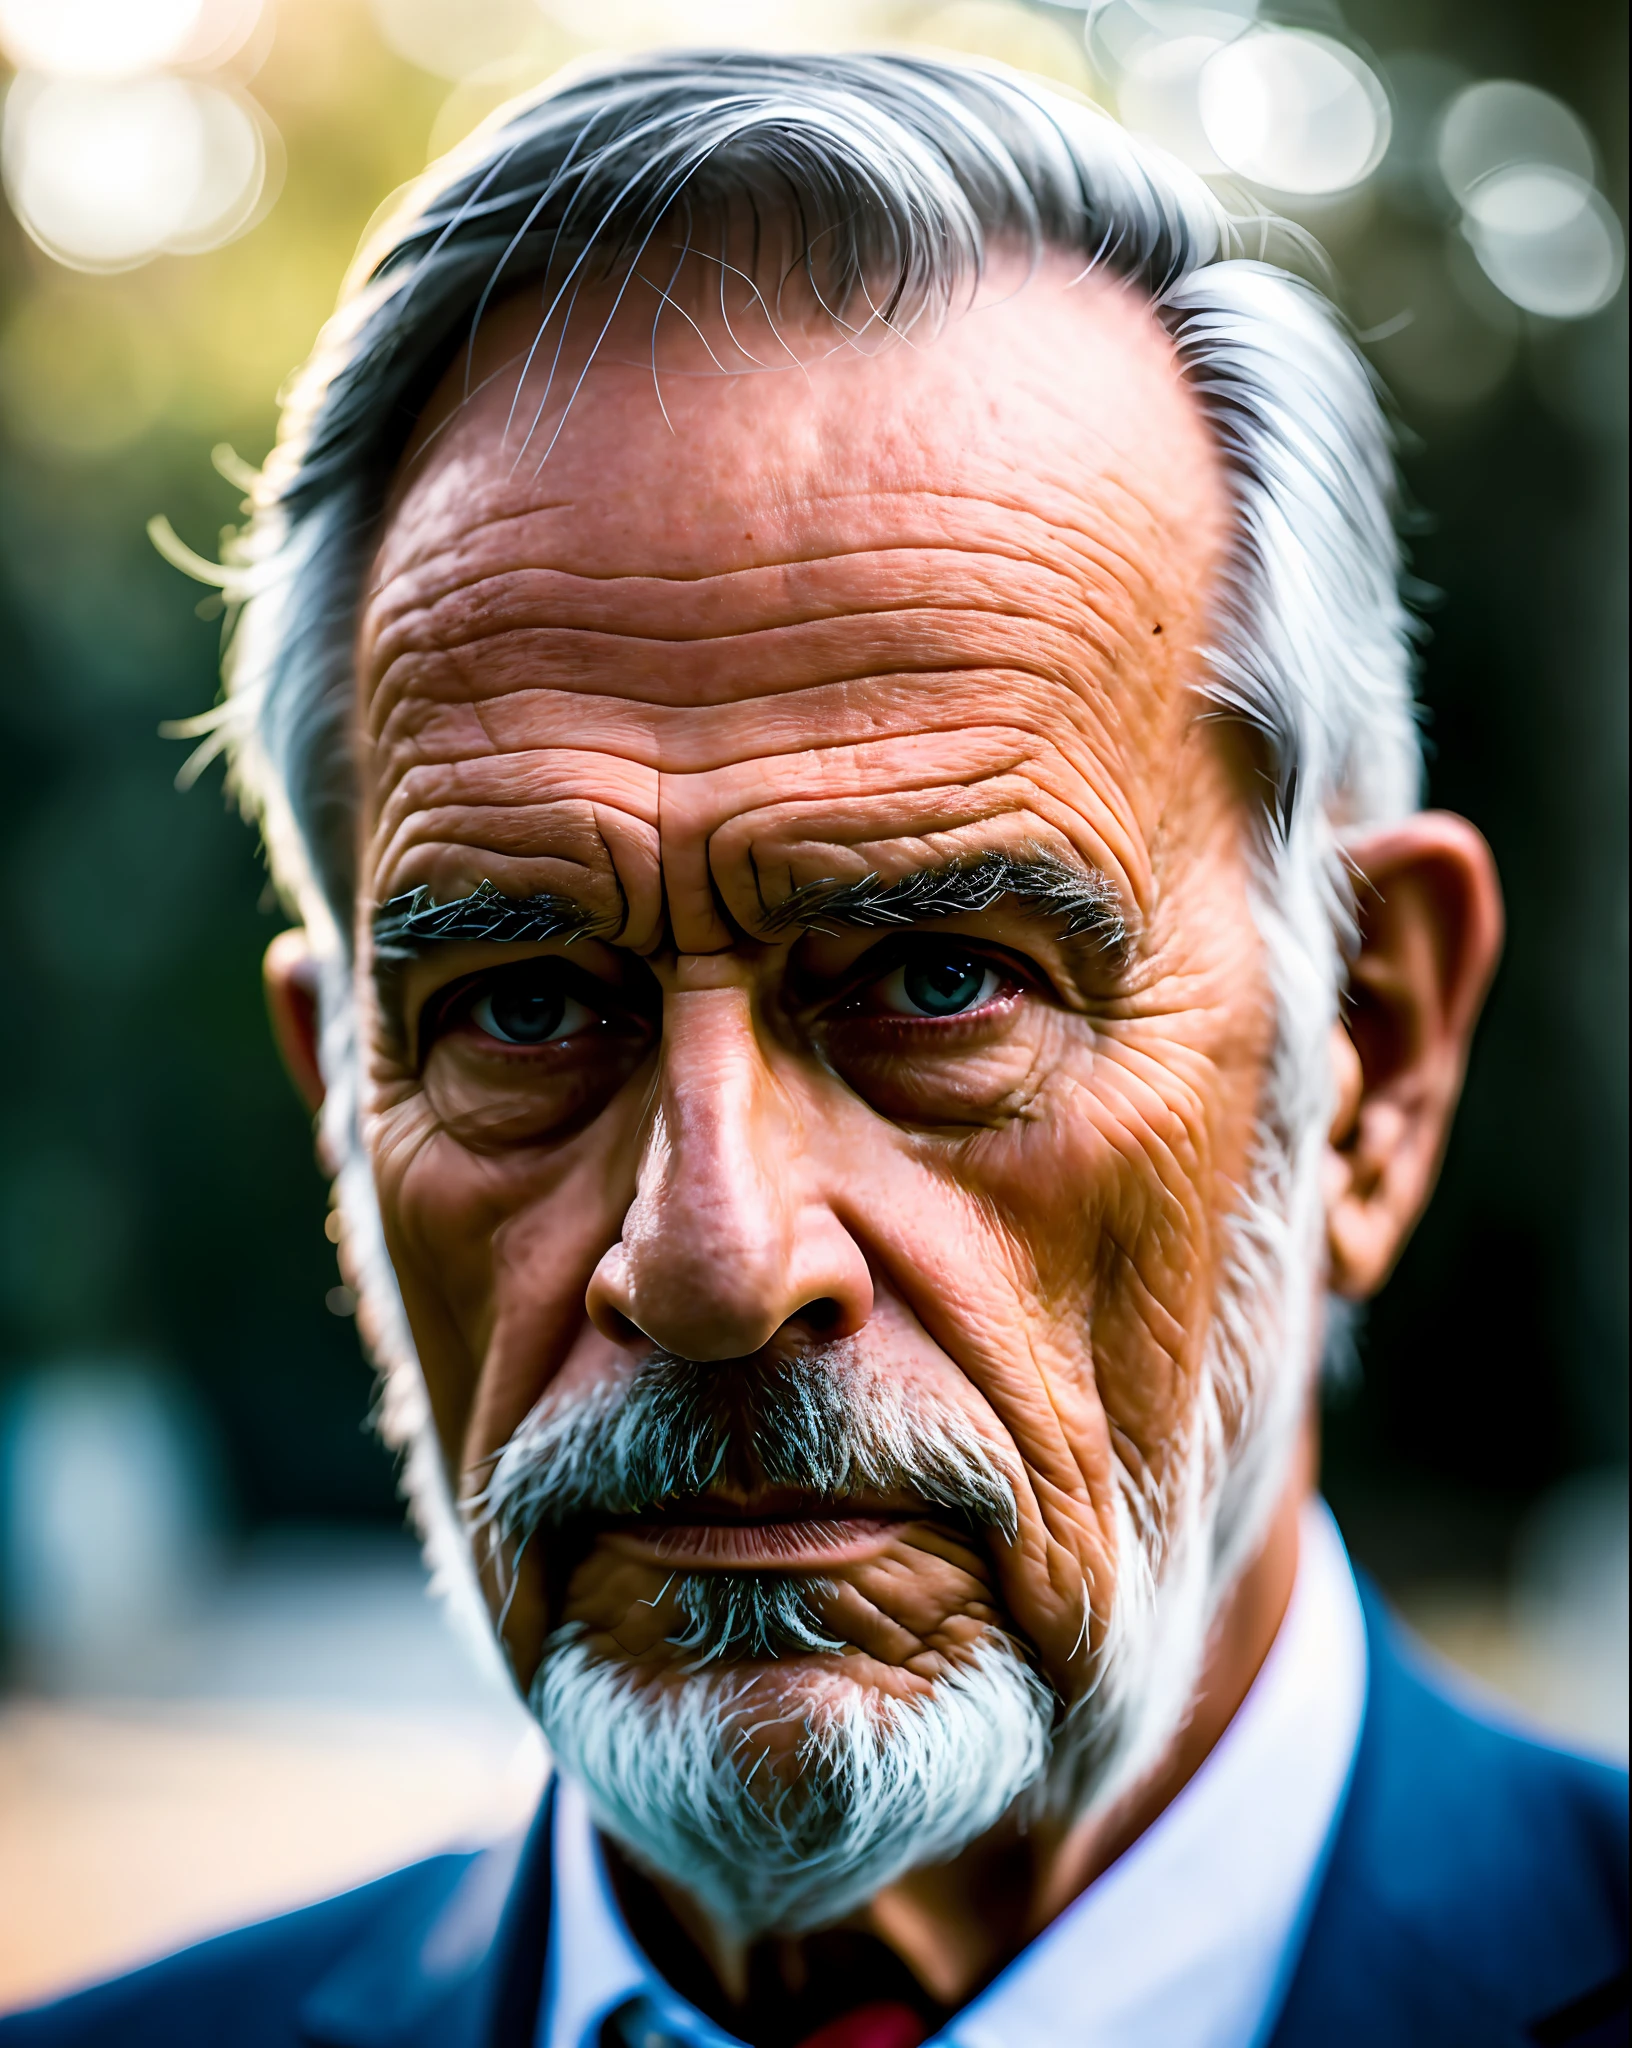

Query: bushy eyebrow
left=372, top=852, right=1124, bottom=961
left=760, top=851, right=1128, bottom=952
left=372, top=878, right=613, bottom=960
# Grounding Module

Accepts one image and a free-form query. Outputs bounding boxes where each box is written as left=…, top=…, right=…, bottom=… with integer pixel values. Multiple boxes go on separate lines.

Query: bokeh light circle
left=3, top=75, right=204, bottom=270
left=1437, top=80, right=1596, bottom=207
left=182, top=0, right=269, bottom=74
left=1117, top=33, right=1230, bottom=175
left=165, top=85, right=270, bottom=254
left=0, top=0, right=204, bottom=81
left=369, top=0, right=545, bottom=80
left=1, top=73, right=272, bottom=272
left=1465, top=168, right=1625, bottom=320
left=1199, top=27, right=1390, bottom=195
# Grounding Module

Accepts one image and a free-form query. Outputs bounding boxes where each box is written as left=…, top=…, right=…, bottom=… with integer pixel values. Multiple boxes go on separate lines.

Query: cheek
left=879, top=1021, right=1252, bottom=1684
left=368, top=1088, right=641, bottom=1475
left=946, top=1032, right=1225, bottom=1444
left=1068, top=1039, right=1228, bottom=1475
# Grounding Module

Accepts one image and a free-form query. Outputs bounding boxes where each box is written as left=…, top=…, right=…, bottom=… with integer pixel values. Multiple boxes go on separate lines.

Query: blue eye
left=470, top=976, right=593, bottom=1045
left=878, top=954, right=1001, bottom=1018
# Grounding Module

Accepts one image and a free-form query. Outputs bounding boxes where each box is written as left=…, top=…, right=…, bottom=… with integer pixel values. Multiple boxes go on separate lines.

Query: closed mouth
left=601, top=1493, right=916, bottom=1569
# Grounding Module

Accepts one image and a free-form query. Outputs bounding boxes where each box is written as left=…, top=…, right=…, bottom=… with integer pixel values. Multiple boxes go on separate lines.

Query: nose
left=585, top=979, right=872, bottom=1360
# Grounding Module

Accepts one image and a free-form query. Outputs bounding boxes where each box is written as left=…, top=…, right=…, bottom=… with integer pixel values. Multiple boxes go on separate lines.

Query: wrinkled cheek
left=362, top=1114, right=533, bottom=1666
left=941, top=1069, right=1218, bottom=1693
left=1047, top=1060, right=1217, bottom=1495
left=887, top=1150, right=1115, bottom=1697
left=365, top=1106, right=495, bottom=1457
left=371, top=1100, right=634, bottom=1442
left=1082, top=1193, right=1211, bottom=1510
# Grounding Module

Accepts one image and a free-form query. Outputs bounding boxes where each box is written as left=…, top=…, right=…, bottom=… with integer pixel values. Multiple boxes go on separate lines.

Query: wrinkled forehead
left=356, top=258, right=1231, bottom=943
left=369, top=252, right=1223, bottom=631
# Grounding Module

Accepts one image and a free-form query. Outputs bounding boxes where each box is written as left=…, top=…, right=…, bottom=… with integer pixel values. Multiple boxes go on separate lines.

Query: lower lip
left=606, top=1513, right=908, bottom=1569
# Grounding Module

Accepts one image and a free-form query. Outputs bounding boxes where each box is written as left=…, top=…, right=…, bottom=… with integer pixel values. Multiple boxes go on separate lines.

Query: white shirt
left=539, top=1499, right=1368, bottom=2048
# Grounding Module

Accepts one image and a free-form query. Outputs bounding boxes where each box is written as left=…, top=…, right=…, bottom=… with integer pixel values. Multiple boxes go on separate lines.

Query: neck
left=608, top=1438, right=1311, bottom=2029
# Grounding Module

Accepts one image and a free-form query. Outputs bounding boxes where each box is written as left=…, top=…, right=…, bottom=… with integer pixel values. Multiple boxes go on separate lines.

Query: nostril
left=799, top=1296, right=846, bottom=1336
left=589, top=1299, right=647, bottom=1348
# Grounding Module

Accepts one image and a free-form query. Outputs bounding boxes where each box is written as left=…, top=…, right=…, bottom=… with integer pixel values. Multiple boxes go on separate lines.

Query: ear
left=264, top=927, right=326, bottom=1118
left=1325, top=812, right=1504, bottom=1299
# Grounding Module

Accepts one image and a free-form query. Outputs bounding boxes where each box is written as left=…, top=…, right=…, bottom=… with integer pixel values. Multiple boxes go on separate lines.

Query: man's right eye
left=416, top=959, right=654, bottom=1146
left=420, top=960, right=634, bottom=1060
left=469, top=977, right=595, bottom=1046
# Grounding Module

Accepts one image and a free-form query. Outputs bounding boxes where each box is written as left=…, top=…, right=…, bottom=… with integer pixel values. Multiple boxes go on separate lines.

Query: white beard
left=535, top=1628, right=1052, bottom=1939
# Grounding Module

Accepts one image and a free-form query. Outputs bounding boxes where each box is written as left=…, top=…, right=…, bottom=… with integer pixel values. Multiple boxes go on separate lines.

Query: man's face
left=354, top=264, right=1269, bottom=1768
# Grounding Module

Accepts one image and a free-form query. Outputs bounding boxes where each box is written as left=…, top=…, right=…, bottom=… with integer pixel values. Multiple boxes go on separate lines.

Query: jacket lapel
left=1269, top=1841, right=1532, bottom=2048
left=1268, top=1584, right=1619, bottom=2048
left=299, top=1781, right=556, bottom=2048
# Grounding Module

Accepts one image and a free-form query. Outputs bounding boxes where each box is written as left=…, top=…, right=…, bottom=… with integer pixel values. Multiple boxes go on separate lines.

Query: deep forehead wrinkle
left=366, top=260, right=1220, bottom=681
left=366, top=483, right=1162, bottom=642
left=364, top=560, right=1141, bottom=751
left=360, top=266, right=1229, bottom=962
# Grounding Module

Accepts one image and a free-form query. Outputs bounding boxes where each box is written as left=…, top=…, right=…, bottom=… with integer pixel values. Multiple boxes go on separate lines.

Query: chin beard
left=533, top=1616, right=1053, bottom=1941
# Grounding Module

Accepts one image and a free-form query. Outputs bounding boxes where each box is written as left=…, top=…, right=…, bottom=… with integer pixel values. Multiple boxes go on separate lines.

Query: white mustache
left=469, top=1346, right=1019, bottom=1565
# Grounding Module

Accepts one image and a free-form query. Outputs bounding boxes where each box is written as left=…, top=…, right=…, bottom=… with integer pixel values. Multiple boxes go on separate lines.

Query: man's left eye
left=874, top=953, right=1003, bottom=1019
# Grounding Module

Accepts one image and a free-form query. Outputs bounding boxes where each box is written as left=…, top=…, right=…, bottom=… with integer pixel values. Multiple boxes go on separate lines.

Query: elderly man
left=6, top=49, right=1624, bottom=2048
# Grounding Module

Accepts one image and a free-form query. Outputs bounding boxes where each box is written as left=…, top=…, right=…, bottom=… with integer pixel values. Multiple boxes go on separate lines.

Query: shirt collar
left=540, top=1775, right=747, bottom=2048
left=539, top=1500, right=1367, bottom=2048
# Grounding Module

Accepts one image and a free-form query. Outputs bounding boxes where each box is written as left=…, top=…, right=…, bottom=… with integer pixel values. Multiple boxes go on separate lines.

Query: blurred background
left=0, top=0, right=1625, bottom=2014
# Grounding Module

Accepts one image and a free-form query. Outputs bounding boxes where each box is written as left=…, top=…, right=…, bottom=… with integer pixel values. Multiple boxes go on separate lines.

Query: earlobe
left=264, top=927, right=327, bottom=1119
left=1325, top=812, right=1503, bottom=1300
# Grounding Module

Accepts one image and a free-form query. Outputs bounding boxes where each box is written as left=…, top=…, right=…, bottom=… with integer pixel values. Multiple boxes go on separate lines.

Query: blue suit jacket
left=5, top=1588, right=1625, bottom=2048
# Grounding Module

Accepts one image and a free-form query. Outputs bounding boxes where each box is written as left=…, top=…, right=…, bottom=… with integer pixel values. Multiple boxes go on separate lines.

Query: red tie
left=792, top=2001, right=931, bottom=2048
